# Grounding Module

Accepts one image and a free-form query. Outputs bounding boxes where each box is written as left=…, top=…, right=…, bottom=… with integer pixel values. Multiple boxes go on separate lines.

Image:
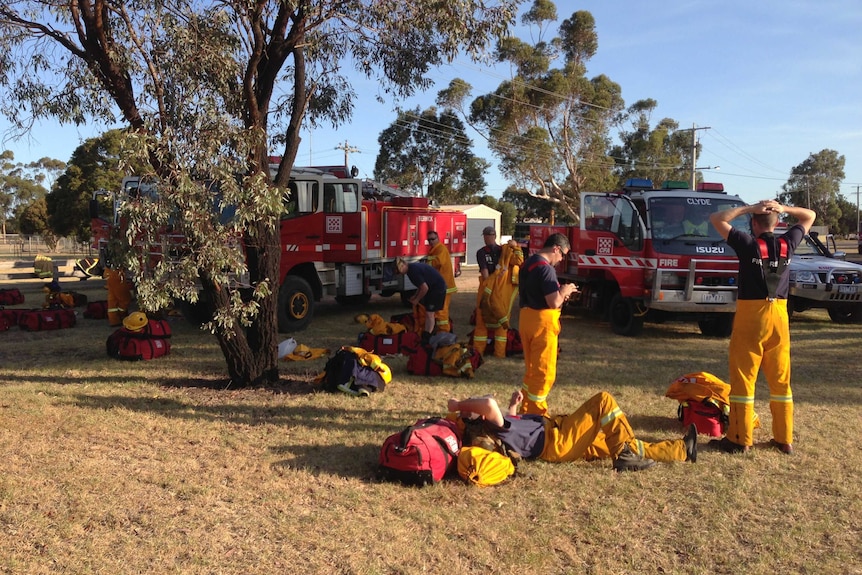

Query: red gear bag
left=378, top=417, right=461, bottom=486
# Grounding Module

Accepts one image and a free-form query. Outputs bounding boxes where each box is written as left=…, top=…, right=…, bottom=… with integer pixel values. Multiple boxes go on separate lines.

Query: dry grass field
left=1, top=263, right=861, bottom=574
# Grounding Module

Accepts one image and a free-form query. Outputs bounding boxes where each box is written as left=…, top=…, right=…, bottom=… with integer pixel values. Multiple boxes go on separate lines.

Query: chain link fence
left=0, top=234, right=95, bottom=258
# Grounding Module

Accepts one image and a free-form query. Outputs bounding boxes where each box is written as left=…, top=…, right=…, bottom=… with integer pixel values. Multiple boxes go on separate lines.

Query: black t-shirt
left=406, top=262, right=447, bottom=296
left=518, top=253, right=560, bottom=309
left=477, top=244, right=502, bottom=276
left=727, top=225, right=804, bottom=300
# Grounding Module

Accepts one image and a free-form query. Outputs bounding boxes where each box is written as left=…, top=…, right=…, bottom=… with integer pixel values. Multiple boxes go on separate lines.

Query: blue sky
left=2, top=1, right=861, bottom=210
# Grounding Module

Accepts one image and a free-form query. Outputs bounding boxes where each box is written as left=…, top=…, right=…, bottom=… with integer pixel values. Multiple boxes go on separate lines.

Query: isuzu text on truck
left=518, top=179, right=749, bottom=336
left=90, top=164, right=467, bottom=332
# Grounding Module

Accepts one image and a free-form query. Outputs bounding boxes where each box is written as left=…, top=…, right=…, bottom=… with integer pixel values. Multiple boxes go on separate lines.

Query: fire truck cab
left=522, top=179, right=748, bottom=336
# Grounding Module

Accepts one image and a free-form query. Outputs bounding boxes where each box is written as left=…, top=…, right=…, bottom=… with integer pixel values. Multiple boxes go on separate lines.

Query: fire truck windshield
left=282, top=179, right=360, bottom=218
left=649, top=197, right=743, bottom=242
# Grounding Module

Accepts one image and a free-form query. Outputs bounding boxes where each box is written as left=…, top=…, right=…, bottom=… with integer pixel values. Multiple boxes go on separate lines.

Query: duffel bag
left=18, top=308, right=77, bottom=331
left=357, top=330, right=420, bottom=356
left=83, top=300, right=108, bottom=320
left=106, top=328, right=171, bottom=361
left=0, top=288, right=25, bottom=305
left=378, top=417, right=461, bottom=486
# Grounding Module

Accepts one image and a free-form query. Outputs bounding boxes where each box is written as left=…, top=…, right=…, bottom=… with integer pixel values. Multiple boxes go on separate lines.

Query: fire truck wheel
left=698, top=313, right=734, bottom=337
left=278, top=276, right=314, bottom=332
left=608, top=293, right=643, bottom=336
left=827, top=304, right=862, bottom=324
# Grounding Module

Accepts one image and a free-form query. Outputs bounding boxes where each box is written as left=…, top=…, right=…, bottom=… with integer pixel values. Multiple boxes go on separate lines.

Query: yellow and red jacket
left=665, top=372, right=730, bottom=415
left=479, top=240, right=523, bottom=330
left=426, top=242, right=457, bottom=296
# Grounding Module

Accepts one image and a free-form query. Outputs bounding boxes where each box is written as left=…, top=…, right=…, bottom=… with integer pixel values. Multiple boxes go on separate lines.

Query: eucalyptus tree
left=0, top=150, right=63, bottom=235
left=610, top=99, right=694, bottom=187
left=47, top=130, right=131, bottom=243
left=779, top=149, right=846, bottom=230
left=438, top=1, right=623, bottom=223
left=0, top=1, right=518, bottom=386
left=374, top=106, right=489, bottom=203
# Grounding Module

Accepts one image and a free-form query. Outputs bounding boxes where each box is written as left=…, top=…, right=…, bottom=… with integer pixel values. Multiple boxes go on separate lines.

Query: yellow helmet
left=457, top=446, right=515, bottom=487
left=122, top=311, right=149, bottom=332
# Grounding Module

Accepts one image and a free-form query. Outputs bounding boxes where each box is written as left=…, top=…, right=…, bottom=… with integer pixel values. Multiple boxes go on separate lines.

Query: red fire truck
left=518, top=179, right=749, bottom=336
left=276, top=166, right=466, bottom=330
left=91, top=166, right=467, bottom=332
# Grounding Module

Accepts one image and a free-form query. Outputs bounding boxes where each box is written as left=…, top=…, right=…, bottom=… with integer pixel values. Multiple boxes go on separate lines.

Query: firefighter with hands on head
left=424, top=230, right=457, bottom=333
left=448, top=389, right=697, bottom=472
left=518, top=232, right=578, bottom=415
left=395, top=257, right=448, bottom=344
left=476, top=226, right=502, bottom=281
left=709, top=199, right=815, bottom=455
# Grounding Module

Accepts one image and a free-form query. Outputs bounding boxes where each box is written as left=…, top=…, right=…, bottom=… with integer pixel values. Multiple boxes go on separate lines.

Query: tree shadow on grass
left=269, top=442, right=382, bottom=481
left=63, top=390, right=432, bottom=431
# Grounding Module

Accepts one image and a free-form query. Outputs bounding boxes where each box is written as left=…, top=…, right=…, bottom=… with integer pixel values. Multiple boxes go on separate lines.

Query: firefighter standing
left=424, top=230, right=457, bottom=333
left=102, top=230, right=134, bottom=327
left=476, top=226, right=502, bottom=281
left=709, top=199, right=815, bottom=454
left=473, top=239, right=523, bottom=357
left=517, top=233, right=577, bottom=415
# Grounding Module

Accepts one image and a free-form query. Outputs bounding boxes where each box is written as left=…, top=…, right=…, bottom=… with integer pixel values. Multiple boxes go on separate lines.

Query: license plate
left=702, top=291, right=727, bottom=303
left=838, top=285, right=859, bottom=294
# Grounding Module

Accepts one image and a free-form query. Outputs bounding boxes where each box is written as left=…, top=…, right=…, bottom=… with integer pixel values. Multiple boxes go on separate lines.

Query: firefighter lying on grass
left=448, top=389, right=698, bottom=474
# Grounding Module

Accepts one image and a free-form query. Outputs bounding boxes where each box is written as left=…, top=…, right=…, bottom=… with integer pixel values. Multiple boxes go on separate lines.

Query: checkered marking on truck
left=578, top=255, right=656, bottom=269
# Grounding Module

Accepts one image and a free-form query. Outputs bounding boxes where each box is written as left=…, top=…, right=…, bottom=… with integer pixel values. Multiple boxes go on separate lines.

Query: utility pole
left=680, top=124, right=711, bottom=189
left=334, top=140, right=360, bottom=169
left=855, top=185, right=860, bottom=237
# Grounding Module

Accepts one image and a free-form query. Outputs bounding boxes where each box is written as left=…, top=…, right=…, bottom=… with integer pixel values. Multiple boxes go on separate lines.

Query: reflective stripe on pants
left=539, top=391, right=686, bottom=463
left=727, top=298, right=793, bottom=446
left=519, top=306, right=561, bottom=416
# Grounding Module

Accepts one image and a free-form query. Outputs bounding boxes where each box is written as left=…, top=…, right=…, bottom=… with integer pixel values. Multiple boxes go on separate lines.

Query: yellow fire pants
left=105, top=268, right=132, bottom=327
left=436, top=292, right=453, bottom=332
left=519, top=306, right=561, bottom=415
left=472, top=307, right=510, bottom=358
left=472, top=279, right=491, bottom=354
left=726, top=299, right=793, bottom=446
left=540, top=392, right=686, bottom=463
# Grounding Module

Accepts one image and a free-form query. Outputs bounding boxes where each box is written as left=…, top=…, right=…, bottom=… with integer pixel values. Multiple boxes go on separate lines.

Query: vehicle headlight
left=792, top=271, right=818, bottom=283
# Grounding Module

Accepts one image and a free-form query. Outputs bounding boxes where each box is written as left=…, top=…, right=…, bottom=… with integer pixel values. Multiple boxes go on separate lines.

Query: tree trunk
left=206, top=219, right=281, bottom=387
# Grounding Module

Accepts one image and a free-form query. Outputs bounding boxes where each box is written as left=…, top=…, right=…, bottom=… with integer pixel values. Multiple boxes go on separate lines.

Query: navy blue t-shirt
left=477, top=244, right=502, bottom=276
left=493, top=414, right=546, bottom=459
left=727, top=225, right=804, bottom=300
left=406, top=262, right=447, bottom=309
left=518, top=253, right=560, bottom=309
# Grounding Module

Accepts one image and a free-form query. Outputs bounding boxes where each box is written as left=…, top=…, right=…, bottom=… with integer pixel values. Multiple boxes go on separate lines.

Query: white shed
left=443, top=204, right=502, bottom=265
